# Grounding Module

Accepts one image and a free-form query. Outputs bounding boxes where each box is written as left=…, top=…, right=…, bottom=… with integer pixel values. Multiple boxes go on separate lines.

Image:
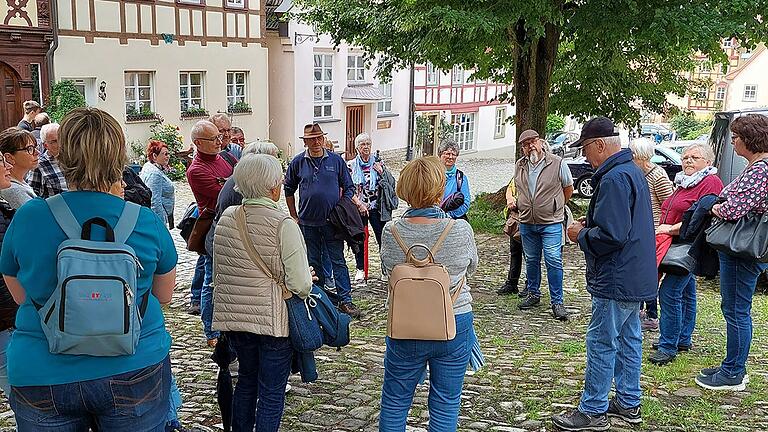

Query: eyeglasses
left=198, top=135, right=224, bottom=143
left=15, top=145, right=38, bottom=155
left=681, top=155, right=705, bottom=162
left=441, top=152, right=458, bottom=158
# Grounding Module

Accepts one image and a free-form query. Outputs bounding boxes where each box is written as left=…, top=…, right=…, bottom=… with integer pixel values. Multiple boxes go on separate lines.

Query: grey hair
left=437, top=138, right=460, bottom=156
left=354, top=132, right=372, bottom=148
left=40, top=122, right=60, bottom=144
left=234, top=154, right=284, bottom=199
left=684, top=143, right=715, bottom=163
left=209, top=113, right=231, bottom=126
left=629, top=137, right=655, bottom=161
left=242, top=141, right=279, bottom=157
left=602, top=136, right=622, bottom=149
left=191, top=120, right=215, bottom=140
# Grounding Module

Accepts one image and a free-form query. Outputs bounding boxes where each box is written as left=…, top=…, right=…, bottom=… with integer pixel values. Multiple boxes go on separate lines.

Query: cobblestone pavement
left=3, top=162, right=768, bottom=431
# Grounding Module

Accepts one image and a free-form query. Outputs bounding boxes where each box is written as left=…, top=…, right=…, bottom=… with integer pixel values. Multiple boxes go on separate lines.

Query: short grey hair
left=34, top=112, right=50, bottom=127
left=191, top=120, right=215, bottom=140
left=209, top=113, right=231, bottom=127
left=354, top=132, right=372, bottom=148
left=437, top=138, right=460, bottom=156
left=684, top=143, right=715, bottom=163
left=234, top=154, right=283, bottom=199
left=243, top=141, right=279, bottom=157
left=602, top=136, right=622, bottom=149
left=629, top=137, right=655, bottom=161
left=40, top=123, right=60, bottom=144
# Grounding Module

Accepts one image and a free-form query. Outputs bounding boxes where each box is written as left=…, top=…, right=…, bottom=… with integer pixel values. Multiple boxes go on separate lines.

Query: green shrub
left=546, top=114, right=566, bottom=133
left=467, top=192, right=506, bottom=235
left=46, top=80, right=86, bottom=122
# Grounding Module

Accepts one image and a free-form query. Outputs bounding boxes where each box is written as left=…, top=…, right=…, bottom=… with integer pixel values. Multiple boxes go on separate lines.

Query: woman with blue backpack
left=0, top=108, right=178, bottom=431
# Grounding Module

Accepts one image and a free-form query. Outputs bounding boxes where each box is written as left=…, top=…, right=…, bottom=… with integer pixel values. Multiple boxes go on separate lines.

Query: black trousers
left=506, top=235, right=523, bottom=286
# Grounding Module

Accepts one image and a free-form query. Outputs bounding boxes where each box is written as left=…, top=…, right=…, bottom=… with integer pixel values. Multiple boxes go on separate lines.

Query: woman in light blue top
left=140, top=139, right=176, bottom=229
left=0, top=108, right=177, bottom=431
left=438, top=138, right=471, bottom=219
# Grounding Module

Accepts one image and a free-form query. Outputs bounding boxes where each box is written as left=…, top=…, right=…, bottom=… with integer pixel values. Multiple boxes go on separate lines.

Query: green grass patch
left=467, top=193, right=505, bottom=235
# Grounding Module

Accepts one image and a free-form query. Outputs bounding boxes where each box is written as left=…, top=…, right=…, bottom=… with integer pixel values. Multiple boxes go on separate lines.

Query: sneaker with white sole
left=354, top=269, right=365, bottom=283
left=700, top=366, right=749, bottom=384
left=695, top=371, right=746, bottom=391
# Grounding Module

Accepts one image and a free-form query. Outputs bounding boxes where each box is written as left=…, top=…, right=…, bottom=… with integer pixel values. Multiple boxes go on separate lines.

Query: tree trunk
left=511, top=22, right=561, bottom=159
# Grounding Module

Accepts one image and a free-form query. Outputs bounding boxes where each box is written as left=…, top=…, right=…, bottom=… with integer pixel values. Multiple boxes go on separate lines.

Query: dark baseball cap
left=570, top=116, right=620, bottom=148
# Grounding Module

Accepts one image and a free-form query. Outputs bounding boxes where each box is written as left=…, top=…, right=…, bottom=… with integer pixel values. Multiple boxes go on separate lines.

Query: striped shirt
left=644, top=164, right=673, bottom=226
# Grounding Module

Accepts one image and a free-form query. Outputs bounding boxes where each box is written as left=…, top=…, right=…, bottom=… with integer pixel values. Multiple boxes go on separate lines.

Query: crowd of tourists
left=0, top=98, right=766, bottom=432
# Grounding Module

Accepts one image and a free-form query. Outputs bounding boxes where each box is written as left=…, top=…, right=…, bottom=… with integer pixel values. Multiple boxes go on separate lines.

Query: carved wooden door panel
left=345, top=105, right=364, bottom=160
left=0, top=62, right=23, bottom=131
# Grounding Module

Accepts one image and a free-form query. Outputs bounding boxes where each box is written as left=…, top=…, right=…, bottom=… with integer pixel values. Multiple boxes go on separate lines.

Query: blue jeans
left=166, top=374, right=182, bottom=425
left=519, top=223, right=564, bottom=304
left=718, top=252, right=768, bottom=377
left=579, top=297, right=642, bottom=415
left=658, top=272, right=697, bottom=355
left=0, top=328, right=12, bottom=396
left=301, top=224, right=352, bottom=304
left=227, top=332, right=292, bottom=432
left=379, top=313, right=473, bottom=432
left=11, top=356, right=171, bottom=432
left=321, top=243, right=335, bottom=288
left=201, top=254, right=219, bottom=340
left=190, top=255, right=205, bottom=306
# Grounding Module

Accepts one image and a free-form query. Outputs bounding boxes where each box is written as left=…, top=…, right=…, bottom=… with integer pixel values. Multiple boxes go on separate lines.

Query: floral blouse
left=719, top=159, right=768, bottom=220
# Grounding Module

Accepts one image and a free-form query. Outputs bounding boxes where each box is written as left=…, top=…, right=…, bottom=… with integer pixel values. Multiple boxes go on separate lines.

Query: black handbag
left=659, top=243, right=695, bottom=275
left=705, top=213, right=768, bottom=262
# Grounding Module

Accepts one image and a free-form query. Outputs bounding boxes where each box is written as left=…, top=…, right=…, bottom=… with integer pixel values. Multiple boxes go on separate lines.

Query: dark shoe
left=640, top=318, right=658, bottom=331
left=606, top=398, right=642, bottom=424
left=552, top=303, right=569, bottom=321
left=496, top=281, right=519, bottom=295
left=695, top=371, right=746, bottom=391
left=552, top=409, right=610, bottom=431
left=339, top=302, right=363, bottom=319
left=699, top=367, right=750, bottom=384
left=517, top=282, right=529, bottom=298
left=518, top=295, right=541, bottom=310
left=651, top=340, right=690, bottom=352
left=187, top=303, right=201, bottom=315
left=648, top=351, right=676, bottom=366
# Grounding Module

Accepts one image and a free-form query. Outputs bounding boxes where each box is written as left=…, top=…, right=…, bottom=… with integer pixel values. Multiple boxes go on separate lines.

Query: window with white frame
left=698, top=62, right=710, bottom=73
left=722, top=38, right=733, bottom=48
left=378, top=82, right=392, bottom=114
left=696, top=87, right=708, bottom=100
left=494, top=107, right=506, bottom=139
left=179, top=72, right=205, bottom=112
left=347, top=55, right=365, bottom=82
left=124, top=71, right=154, bottom=115
left=177, top=0, right=204, bottom=5
left=66, top=77, right=97, bottom=106
left=715, top=86, right=726, bottom=100
left=314, top=54, right=333, bottom=118
left=743, top=84, right=757, bottom=102
left=451, top=113, right=476, bottom=151
left=451, top=65, right=464, bottom=86
left=225, top=0, right=246, bottom=8
left=226, top=71, right=248, bottom=108
left=426, top=63, right=438, bottom=86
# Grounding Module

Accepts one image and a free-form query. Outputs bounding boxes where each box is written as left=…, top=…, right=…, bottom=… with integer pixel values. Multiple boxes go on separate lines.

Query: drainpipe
left=406, top=63, right=415, bottom=161
left=45, top=0, right=60, bottom=88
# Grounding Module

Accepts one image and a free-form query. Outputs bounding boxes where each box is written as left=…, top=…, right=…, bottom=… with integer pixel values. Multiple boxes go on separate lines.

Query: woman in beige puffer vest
left=212, top=153, right=312, bottom=432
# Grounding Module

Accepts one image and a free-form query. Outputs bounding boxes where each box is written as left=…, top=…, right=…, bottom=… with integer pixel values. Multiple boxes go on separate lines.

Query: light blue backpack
left=34, top=194, right=147, bottom=356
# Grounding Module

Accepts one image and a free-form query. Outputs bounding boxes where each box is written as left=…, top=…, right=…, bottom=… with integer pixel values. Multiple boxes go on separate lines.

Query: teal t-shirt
left=0, top=191, right=177, bottom=386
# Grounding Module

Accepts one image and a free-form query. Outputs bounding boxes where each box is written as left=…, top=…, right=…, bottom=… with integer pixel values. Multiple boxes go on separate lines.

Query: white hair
left=191, top=120, right=215, bottom=140
left=629, top=137, right=655, bottom=161
left=602, top=136, right=622, bottom=149
left=40, top=123, right=60, bottom=144
left=243, top=141, right=279, bottom=157
left=208, top=113, right=231, bottom=127
left=234, top=154, right=283, bottom=199
left=354, top=132, right=372, bottom=149
left=684, top=143, right=715, bottom=162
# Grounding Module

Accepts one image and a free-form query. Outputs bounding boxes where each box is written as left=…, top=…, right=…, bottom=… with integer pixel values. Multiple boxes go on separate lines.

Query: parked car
left=567, top=145, right=682, bottom=198
left=546, top=131, right=580, bottom=158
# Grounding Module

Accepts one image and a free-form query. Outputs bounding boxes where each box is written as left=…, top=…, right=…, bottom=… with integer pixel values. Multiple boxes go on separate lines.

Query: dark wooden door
left=345, top=105, right=364, bottom=159
left=0, top=63, right=22, bottom=131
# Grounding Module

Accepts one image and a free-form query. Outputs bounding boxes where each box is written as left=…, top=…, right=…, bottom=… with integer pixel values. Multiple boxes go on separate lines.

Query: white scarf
left=674, top=166, right=717, bottom=189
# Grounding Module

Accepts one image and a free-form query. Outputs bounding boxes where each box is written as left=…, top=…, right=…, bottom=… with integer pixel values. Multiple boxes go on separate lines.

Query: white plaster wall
left=726, top=50, right=768, bottom=111
left=53, top=36, right=269, bottom=150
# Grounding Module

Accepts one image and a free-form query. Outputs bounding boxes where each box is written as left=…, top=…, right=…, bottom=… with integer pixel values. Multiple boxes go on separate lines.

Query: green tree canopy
left=295, top=0, right=767, bottom=145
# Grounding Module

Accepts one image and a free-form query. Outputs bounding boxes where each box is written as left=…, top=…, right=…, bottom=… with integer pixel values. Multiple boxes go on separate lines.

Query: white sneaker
left=285, top=383, right=292, bottom=393
left=355, top=269, right=365, bottom=283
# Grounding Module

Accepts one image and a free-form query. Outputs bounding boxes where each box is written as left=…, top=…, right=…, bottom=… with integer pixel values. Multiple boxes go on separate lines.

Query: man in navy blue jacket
left=553, top=117, right=657, bottom=431
left=284, top=123, right=362, bottom=318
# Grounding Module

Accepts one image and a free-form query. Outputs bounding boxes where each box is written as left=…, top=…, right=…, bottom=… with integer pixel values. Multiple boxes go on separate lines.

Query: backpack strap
left=431, top=219, right=455, bottom=255
left=47, top=194, right=82, bottom=240
left=113, top=202, right=141, bottom=244
left=234, top=205, right=291, bottom=299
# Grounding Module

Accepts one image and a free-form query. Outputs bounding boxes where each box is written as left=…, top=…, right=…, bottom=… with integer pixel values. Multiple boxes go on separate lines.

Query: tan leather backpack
left=387, top=219, right=464, bottom=341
